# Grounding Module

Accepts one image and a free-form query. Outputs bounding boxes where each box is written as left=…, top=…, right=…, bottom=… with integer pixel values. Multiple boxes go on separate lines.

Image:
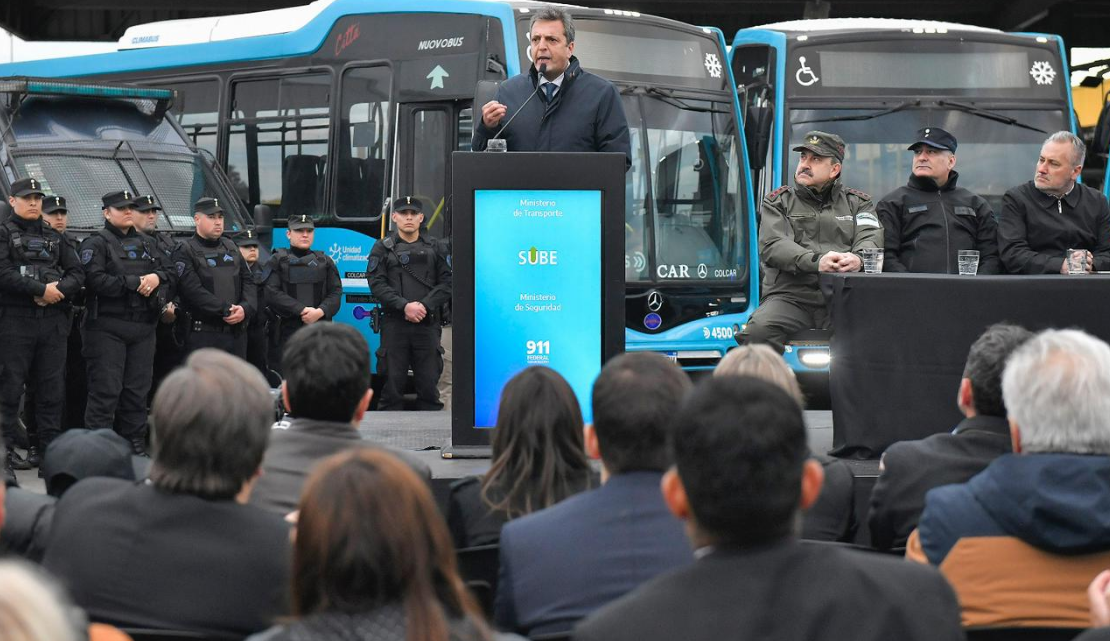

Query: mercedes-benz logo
left=647, top=290, right=664, bottom=312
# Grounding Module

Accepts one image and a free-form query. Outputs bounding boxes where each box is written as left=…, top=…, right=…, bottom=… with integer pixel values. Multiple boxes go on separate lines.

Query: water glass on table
left=861, top=248, right=884, bottom=274
left=1067, top=248, right=1088, bottom=275
left=957, top=250, right=979, bottom=276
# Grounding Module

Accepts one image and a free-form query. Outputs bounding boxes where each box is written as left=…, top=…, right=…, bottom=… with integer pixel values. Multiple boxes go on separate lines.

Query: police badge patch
left=176, top=261, right=187, bottom=276
left=206, top=258, right=217, bottom=267
left=80, top=249, right=93, bottom=265
left=399, top=252, right=410, bottom=265
left=367, top=256, right=379, bottom=271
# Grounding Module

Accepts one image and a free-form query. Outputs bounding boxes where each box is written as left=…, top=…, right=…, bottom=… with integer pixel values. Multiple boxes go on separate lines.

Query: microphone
left=488, top=63, right=547, bottom=147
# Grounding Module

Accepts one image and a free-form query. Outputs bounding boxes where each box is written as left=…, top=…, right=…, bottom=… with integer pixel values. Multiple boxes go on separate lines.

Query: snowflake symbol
left=704, top=53, right=722, bottom=79
left=1030, top=61, right=1056, bottom=86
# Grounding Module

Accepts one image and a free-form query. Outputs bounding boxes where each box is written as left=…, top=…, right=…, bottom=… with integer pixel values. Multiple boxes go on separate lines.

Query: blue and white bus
left=730, top=19, right=1078, bottom=374
left=0, top=0, right=758, bottom=372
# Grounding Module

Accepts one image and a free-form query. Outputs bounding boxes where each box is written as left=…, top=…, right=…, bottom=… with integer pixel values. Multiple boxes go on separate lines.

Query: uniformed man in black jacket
left=876, top=128, right=1001, bottom=274
left=265, top=214, right=341, bottom=374
left=367, top=197, right=452, bottom=411
left=235, top=229, right=272, bottom=377
left=172, top=197, right=255, bottom=359
left=79, top=189, right=166, bottom=456
left=133, top=194, right=183, bottom=395
left=0, top=179, right=83, bottom=483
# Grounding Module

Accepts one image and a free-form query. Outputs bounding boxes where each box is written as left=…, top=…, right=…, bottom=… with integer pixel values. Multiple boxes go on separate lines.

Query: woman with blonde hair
left=0, top=560, right=82, bottom=641
left=715, top=345, right=857, bottom=542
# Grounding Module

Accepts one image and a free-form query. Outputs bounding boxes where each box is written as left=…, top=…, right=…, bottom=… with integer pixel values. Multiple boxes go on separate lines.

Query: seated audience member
left=909, top=329, right=1110, bottom=629
left=877, top=127, right=1001, bottom=274
left=869, top=323, right=1033, bottom=550
left=43, top=350, right=292, bottom=638
left=997, top=131, right=1110, bottom=274
left=1077, top=571, right=1110, bottom=640
left=495, top=353, right=694, bottom=637
left=248, top=449, right=497, bottom=641
left=574, top=376, right=963, bottom=641
left=448, top=367, right=595, bottom=548
left=249, top=322, right=431, bottom=516
left=715, top=345, right=855, bottom=542
left=2, top=429, right=138, bottom=562
left=0, top=560, right=83, bottom=641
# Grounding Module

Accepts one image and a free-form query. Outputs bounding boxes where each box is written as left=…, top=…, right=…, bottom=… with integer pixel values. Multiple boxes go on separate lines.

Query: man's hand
left=224, top=304, right=246, bottom=325
left=160, top=302, right=176, bottom=324
left=481, top=100, right=507, bottom=130
left=404, top=301, right=427, bottom=323
left=838, top=252, right=863, bottom=273
left=40, top=282, right=65, bottom=304
left=1088, top=569, right=1110, bottom=627
left=300, top=307, right=325, bottom=324
left=137, top=273, right=161, bottom=297
left=818, top=252, right=845, bottom=273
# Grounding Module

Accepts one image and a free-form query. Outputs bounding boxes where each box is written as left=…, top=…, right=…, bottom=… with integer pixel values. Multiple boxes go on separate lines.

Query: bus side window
left=339, top=66, right=391, bottom=220
left=227, top=73, right=332, bottom=222
left=410, top=108, right=449, bottom=239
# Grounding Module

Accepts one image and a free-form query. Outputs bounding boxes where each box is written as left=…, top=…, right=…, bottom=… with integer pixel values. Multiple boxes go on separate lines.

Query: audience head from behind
left=662, top=376, right=821, bottom=549
left=282, top=322, right=373, bottom=424
left=0, top=560, right=83, bottom=641
left=588, top=352, right=691, bottom=480
left=289, top=449, right=490, bottom=641
left=483, top=366, right=592, bottom=519
left=1002, top=328, right=1110, bottom=455
left=149, top=349, right=273, bottom=501
left=958, top=323, right=1034, bottom=419
left=715, top=344, right=804, bottom=407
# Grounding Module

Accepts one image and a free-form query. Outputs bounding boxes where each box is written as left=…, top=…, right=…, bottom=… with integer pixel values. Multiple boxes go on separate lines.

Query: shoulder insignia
left=766, top=185, right=790, bottom=201
left=367, top=256, right=379, bottom=272
left=80, top=248, right=93, bottom=265
left=847, top=187, right=872, bottom=200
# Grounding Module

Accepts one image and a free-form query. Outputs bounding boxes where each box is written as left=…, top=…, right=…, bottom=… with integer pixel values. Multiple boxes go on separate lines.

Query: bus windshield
left=788, top=106, right=1065, bottom=211
left=626, top=93, right=746, bottom=284
left=5, top=95, right=249, bottom=232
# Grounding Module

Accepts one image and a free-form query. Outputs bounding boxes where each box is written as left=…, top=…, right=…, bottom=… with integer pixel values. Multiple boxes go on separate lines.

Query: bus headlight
left=797, top=350, right=831, bottom=368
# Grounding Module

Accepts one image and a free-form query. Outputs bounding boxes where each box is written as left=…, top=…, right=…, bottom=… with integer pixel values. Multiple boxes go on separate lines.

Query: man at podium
left=471, top=7, right=631, bottom=167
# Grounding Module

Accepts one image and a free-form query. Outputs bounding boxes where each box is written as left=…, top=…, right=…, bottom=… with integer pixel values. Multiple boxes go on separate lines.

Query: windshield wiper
left=793, top=100, right=918, bottom=125
left=935, top=100, right=1048, bottom=134
left=620, top=85, right=730, bottom=115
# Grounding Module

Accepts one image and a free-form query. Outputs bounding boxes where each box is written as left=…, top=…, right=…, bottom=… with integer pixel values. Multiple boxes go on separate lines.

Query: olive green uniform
left=740, top=179, right=883, bottom=350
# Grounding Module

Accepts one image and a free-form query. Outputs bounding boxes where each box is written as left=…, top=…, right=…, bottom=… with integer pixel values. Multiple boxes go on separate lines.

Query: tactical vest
left=383, top=236, right=437, bottom=298
left=97, top=227, right=159, bottom=316
left=4, top=220, right=63, bottom=286
left=184, top=236, right=242, bottom=306
left=276, top=248, right=327, bottom=307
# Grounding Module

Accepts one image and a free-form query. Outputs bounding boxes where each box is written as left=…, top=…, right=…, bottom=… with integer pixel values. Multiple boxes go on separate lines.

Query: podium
left=446, top=152, right=626, bottom=455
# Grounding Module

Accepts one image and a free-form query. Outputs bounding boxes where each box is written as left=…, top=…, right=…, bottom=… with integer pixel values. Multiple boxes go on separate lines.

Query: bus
left=0, top=0, right=757, bottom=373
left=730, top=19, right=1078, bottom=374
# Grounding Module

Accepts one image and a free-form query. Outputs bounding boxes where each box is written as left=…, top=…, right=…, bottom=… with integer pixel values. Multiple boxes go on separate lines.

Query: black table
left=821, top=273, right=1110, bottom=458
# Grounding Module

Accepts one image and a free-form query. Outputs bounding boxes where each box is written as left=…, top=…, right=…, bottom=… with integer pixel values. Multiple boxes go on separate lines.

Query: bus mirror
left=1093, top=102, right=1110, bottom=157
left=253, top=204, right=273, bottom=240
left=475, top=80, right=500, bottom=111
left=745, top=105, right=772, bottom=171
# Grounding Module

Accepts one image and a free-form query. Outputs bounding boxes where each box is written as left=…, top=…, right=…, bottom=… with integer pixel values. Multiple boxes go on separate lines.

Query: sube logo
left=518, top=246, right=558, bottom=265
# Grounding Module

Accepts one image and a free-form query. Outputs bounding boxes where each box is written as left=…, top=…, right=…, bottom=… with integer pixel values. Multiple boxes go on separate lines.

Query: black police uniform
left=172, top=198, right=255, bottom=359
left=235, top=231, right=272, bottom=377
left=133, top=195, right=184, bottom=396
left=367, top=199, right=452, bottom=411
left=265, top=216, right=342, bottom=374
left=0, top=180, right=84, bottom=476
left=79, top=190, right=166, bottom=451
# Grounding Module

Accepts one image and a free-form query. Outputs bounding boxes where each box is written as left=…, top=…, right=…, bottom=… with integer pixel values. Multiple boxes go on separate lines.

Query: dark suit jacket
left=869, top=415, right=1011, bottom=550
left=249, top=418, right=433, bottom=516
left=43, top=478, right=291, bottom=637
left=0, top=488, right=55, bottom=562
left=573, top=539, right=963, bottom=641
left=804, top=453, right=856, bottom=542
left=495, top=471, right=693, bottom=637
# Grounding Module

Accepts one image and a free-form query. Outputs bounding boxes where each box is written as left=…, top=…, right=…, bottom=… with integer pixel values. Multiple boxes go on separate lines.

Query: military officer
left=367, top=197, right=452, bottom=411
left=236, top=229, right=273, bottom=377
left=172, top=197, right=256, bottom=359
left=737, top=131, right=883, bottom=352
left=79, top=189, right=166, bottom=455
left=264, top=215, right=341, bottom=374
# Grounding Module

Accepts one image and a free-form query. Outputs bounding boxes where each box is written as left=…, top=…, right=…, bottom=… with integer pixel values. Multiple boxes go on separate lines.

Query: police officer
left=235, top=229, right=272, bottom=377
left=132, top=195, right=183, bottom=394
left=876, top=128, right=1001, bottom=274
left=172, top=197, right=255, bottom=359
left=0, top=179, right=83, bottom=482
left=79, top=189, right=165, bottom=455
left=738, top=131, right=883, bottom=352
left=367, top=197, right=452, bottom=411
left=265, top=214, right=341, bottom=374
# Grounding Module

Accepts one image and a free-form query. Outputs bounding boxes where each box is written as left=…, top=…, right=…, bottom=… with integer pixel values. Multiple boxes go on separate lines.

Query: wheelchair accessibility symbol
left=795, top=56, right=819, bottom=87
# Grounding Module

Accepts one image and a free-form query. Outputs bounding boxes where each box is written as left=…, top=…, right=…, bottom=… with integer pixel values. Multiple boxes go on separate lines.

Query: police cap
left=11, top=178, right=46, bottom=198
left=792, top=131, right=846, bottom=163
left=908, top=127, right=957, bottom=153
left=102, top=190, right=135, bottom=209
left=392, top=196, right=423, bottom=214
left=194, top=197, right=224, bottom=216
left=288, top=214, right=315, bottom=230
left=132, top=194, right=162, bottom=212
left=234, top=229, right=261, bottom=247
left=43, top=195, right=68, bottom=215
